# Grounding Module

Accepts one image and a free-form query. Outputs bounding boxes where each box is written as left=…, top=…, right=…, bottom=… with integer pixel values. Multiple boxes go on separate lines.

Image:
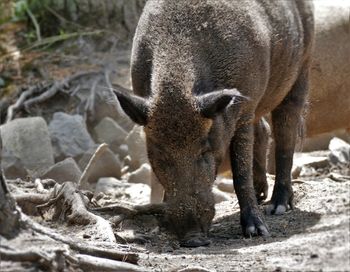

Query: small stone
left=215, top=177, right=234, bottom=193
left=293, top=152, right=330, bottom=169
left=212, top=186, right=231, bottom=203
left=0, top=117, right=54, bottom=177
left=41, top=157, right=82, bottom=183
left=125, top=125, right=149, bottom=170
left=127, top=163, right=151, bottom=186
left=310, top=253, right=319, bottom=259
left=329, top=137, right=350, bottom=164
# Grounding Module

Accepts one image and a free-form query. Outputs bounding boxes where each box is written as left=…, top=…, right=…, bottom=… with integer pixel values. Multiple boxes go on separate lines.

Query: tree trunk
left=0, top=134, right=20, bottom=239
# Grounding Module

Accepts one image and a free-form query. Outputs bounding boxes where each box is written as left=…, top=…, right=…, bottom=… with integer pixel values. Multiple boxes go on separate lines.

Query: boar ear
left=197, top=89, right=246, bottom=118
left=113, top=90, right=149, bottom=126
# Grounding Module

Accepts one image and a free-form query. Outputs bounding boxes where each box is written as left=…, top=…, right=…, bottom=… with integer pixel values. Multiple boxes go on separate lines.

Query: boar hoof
left=180, top=233, right=211, bottom=248
left=265, top=203, right=293, bottom=215
left=242, top=210, right=270, bottom=237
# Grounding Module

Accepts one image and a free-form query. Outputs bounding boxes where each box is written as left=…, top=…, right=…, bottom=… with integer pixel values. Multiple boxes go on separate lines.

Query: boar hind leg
left=230, top=123, right=269, bottom=237
left=267, top=67, right=309, bottom=215
left=253, top=118, right=271, bottom=203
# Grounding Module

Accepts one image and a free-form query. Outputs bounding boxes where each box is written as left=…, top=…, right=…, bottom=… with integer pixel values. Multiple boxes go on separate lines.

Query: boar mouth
left=179, top=232, right=211, bottom=247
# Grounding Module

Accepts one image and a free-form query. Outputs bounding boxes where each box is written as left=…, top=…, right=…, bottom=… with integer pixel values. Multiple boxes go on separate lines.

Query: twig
left=84, top=76, right=102, bottom=119
left=23, top=71, right=102, bottom=110
left=25, top=5, right=41, bottom=42
left=20, top=213, right=139, bottom=264
left=6, top=85, right=42, bottom=123
left=78, top=143, right=109, bottom=189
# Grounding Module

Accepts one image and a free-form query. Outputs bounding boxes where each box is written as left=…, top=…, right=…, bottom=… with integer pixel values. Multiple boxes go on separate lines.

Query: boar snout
left=162, top=195, right=215, bottom=247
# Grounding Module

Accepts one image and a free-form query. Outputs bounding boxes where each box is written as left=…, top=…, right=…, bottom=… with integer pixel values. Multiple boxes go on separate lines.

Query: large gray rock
left=93, top=117, right=128, bottom=152
left=48, top=112, right=95, bottom=160
left=41, top=157, right=82, bottom=183
left=0, top=117, right=54, bottom=177
left=329, top=137, right=350, bottom=164
left=1, top=149, right=28, bottom=179
left=125, top=125, right=149, bottom=170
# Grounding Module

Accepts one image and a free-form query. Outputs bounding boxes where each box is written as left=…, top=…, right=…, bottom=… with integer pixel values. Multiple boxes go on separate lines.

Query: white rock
left=212, top=186, right=231, bottom=203
left=125, top=125, right=149, bottom=170
left=48, top=112, right=95, bottom=160
left=78, top=145, right=122, bottom=188
left=0, top=117, right=54, bottom=177
left=127, top=163, right=151, bottom=186
left=215, top=177, right=234, bottom=193
left=329, top=137, right=350, bottom=164
left=41, top=157, right=82, bottom=183
left=293, top=152, right=330, bottom=169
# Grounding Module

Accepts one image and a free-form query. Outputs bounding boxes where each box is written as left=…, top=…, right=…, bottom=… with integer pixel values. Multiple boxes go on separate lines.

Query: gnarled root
left=92, top=203, right=167, bottom=225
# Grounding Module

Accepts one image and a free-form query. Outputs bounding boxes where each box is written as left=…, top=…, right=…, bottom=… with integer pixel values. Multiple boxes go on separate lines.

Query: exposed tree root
left=5, top=70, right=102, bottom=122
left=0, top=247, right=53, bottom=270
left=92, top=203, right=167, bottom=226
left=14, top=193, right=50, bottom=216
left=20, top=213, right=139, bottom=264
left=65, top=254, right=146, bottom=272
left=23, top=71, right=102, bottom=110
left=35, top=181, right=117, bottom=243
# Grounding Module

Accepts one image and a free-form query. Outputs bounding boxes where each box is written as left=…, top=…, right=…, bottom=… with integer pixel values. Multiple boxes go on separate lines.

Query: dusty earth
left=2, top=164, right=349, bottom=272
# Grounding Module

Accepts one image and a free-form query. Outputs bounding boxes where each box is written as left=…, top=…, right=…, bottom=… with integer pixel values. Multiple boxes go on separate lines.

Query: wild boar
left=114, top=0, right=314, bottom=246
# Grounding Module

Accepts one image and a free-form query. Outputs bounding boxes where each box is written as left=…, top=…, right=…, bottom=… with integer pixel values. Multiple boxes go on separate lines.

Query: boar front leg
left=267, top=66, right=309, bottom=215
left=230, top=123, right=269, bottom=237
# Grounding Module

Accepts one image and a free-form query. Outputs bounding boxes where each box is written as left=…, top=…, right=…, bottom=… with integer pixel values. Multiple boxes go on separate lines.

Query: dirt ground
left=2, top=167, right=349, bottom=272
